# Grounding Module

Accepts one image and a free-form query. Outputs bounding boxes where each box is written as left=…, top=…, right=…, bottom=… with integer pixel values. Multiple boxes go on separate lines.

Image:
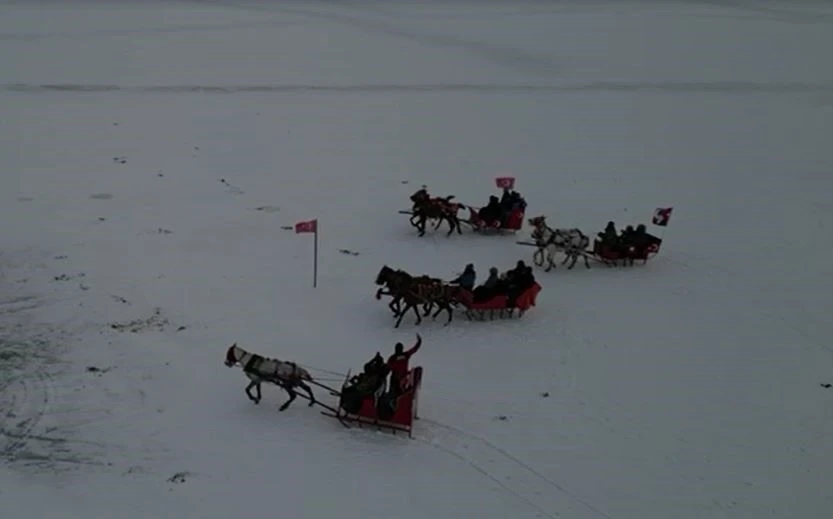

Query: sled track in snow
left=0, top=368, right=52, bottom=462
left=419, top=418, right=614, bottom=519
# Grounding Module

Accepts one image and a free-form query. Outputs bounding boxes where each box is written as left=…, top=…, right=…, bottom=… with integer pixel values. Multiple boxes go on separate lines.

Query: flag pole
left=313, top=223, right=318, bottom=288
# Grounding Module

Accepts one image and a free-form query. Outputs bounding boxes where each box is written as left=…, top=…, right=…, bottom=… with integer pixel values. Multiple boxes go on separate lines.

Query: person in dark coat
left=619, top=225, right=635, bottom=251
left=361, top=352, right=389, bottom=392
left=504, top=260, right=526, bottom=283
left=597, top=221, right=617, bottom=245
left=450, top=263, right=476, bottom=291
left=478, top=196, right=502, bottom=224
left=473, top=266, right=499, bottom=302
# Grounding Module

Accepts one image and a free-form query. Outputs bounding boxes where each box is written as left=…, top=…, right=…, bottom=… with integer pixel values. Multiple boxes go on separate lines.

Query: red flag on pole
left=295, top=219, right=318, bottom=287
left=652, top=207, right=673, bottom=226
left=295, top=219, right=317, bottom=233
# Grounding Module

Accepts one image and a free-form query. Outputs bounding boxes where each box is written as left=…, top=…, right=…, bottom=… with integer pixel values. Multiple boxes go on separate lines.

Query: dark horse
left=224, top=343, right=316, bottom=411
left=374, top=266, right=460, bottom=327
left=409, top=188, right=463, bottom=237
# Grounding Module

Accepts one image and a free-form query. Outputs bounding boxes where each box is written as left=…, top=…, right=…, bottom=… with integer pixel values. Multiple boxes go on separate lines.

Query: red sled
left=322, top=367, right=423, bottom=437
left=592, top=235, right=661, bottom=266
left=465, top=206, right=524, bottom=234
left=455, top=282, right=541, bottom=320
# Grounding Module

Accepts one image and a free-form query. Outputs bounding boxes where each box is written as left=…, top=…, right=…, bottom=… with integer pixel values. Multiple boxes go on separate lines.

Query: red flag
left=495, top=176, right=515, bottom=190
left=295, top=219, right=317, bottom=233
left=652, top=207, right=673, bottom=227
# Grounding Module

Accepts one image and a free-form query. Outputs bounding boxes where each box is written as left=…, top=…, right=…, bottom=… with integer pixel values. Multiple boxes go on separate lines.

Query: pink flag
left=495, top=176, right=515, bottom=190
left=295, top=219, right=317, bottom=233
left=652, top=207, right=673, bottom=227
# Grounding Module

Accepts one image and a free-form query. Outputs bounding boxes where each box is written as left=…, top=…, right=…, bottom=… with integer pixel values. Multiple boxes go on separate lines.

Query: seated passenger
left=363, top=352, right=386, bottom=376
left=597, top=221, right=617, bottom=245
left=619, top=225, right=635, bottom=249
left=504, top=260, right=526, bottom=282
left=473, top=267, right=499, bottom=302
left=630, top=224, right=648, bottom=249
left=478, top=196, right=502, bottom=224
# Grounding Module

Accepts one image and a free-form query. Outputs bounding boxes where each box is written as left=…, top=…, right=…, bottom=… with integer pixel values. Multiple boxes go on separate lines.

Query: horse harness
left=244, top=354, right=302, bottom=384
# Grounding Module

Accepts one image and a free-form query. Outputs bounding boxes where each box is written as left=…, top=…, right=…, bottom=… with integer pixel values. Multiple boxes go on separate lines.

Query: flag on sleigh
left=652, top=207, right=673, bottom=227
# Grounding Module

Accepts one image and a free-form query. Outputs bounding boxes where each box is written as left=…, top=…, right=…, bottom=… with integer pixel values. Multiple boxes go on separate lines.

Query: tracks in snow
left=0, top=369, right=53, bottom=462
left=0, top=356, right=106, bottom=469
left=418, top=418, right=613, bottom=519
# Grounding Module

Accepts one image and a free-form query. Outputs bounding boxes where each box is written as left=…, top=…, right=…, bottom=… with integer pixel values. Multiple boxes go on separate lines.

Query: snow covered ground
left=2, top=0, right=833, bottom=517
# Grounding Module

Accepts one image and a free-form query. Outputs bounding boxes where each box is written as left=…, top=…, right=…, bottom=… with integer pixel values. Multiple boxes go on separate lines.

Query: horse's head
left=224, top=343, right=239, bottom=367
left=410, top=188, right=428, bottom=204
left=375, top=265, right=392, bottom=286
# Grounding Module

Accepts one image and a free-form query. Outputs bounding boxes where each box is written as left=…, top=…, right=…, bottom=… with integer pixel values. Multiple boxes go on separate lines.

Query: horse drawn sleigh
left=224, top=343, right=423, bottom=437
left=398, top=178, right=526, bottom=237
left=517, top=215, right=663, bottom=271
left=374, top=264, right=542, bottom=326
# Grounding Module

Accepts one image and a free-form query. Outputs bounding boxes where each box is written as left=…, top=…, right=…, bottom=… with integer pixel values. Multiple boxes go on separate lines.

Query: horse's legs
left=298, top=381, right=316, bottom=406
left=544, top=247, right=556, bottom=272
left=279, top=387, right=297, bottom=411
left=388, top=297, right=400, bottom=316
left=567, top=252, right=579, bottom=269
left=395, top=302, right=412, bottom=328
left=423, top=301, right=433, bottom=316
left=412, top=302, right=423, bottom=325
left=431, top=302, right=443, bottom=320
left=245, top=380, right=260, bottom=404
left=443, top=303, right=454, bottom=325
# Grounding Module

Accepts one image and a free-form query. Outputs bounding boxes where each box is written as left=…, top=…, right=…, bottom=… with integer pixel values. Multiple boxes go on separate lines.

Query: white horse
left=528, top=216, right=591, bottom=271
left=224, top=343, right=316, bottom=411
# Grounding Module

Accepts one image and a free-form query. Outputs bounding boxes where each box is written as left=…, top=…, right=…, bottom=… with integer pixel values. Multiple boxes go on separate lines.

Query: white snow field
left=2, top=0, right=833, bottom=517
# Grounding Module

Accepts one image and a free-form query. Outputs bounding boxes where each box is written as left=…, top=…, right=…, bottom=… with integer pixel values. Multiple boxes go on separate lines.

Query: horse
left=375, top=265, right=438, bottom=319
left=388, top=278, right=462, bottom=327
left=527, top=216, right=591, bottom=271
left=224, top=343, right=316, bottom=411
left=409, top=188, right=462, bottom=237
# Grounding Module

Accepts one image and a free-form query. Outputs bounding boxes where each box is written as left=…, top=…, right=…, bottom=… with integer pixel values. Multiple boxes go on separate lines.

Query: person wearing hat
left=473, top=266, right=499, bottom=302
left=361, top=352, right=389, bottom=393
left=387, top=334, right=422, bottom=396
left=449, top=263, right=476, bottom=291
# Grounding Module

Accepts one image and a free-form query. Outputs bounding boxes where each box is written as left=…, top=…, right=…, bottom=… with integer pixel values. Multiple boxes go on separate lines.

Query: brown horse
left=409, top=188, right=463, bottom=237
left=375, top=266, right=453, bottom=327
